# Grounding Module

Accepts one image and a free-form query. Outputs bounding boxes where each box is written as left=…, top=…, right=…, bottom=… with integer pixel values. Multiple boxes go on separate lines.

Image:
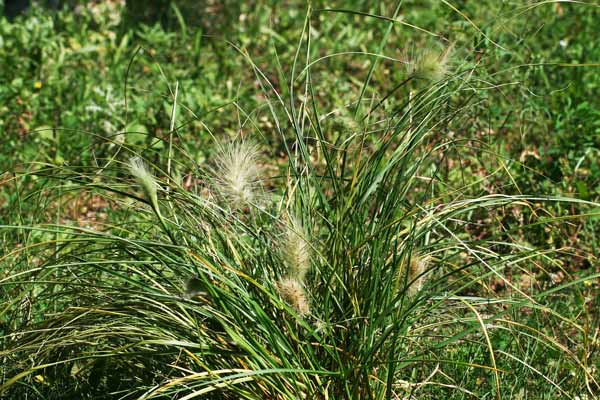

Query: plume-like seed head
left=407, top=256, right=429, bottom=297
left=128, top=156, right=158, bottom=209
left=212, top=141, right=261, bottom=207
left=276, top=278, right=310, bottom=315
left=282, top=216, right=311, bottom=281
left=409, top=47, right=451, bottom=82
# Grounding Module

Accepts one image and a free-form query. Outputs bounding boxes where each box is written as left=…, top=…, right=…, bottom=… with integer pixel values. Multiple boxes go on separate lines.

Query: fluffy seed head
left=409, top=47, right=451, bottom=81
left=282, top=216, right=311, bottom=281
left=407, top=256, right=429, bottom=297
left=212, top=141, right=261, bottom=207
left=128, top=156, right=158, bottom=208
left=276, top=278, right=310, bottom=316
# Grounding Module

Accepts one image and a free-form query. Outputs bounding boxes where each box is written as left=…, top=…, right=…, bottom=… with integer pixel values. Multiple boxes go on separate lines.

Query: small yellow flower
left=33, top=81, right=43, bottom=90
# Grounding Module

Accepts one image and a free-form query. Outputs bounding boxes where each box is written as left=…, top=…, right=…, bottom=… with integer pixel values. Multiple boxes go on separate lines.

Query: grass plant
left=1, top=2, right=599, bottom=399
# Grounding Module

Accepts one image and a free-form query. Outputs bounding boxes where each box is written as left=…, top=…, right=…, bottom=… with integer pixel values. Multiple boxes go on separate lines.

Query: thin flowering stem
left=128, top=156, right=177, bottom=244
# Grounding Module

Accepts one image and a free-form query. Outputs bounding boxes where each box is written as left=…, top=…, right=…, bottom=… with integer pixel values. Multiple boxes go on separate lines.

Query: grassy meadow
left=0, top=1, right=599, bottom=398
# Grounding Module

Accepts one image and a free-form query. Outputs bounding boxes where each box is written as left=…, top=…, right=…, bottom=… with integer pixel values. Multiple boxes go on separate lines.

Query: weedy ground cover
left=1, top=1, right=599, bottom=399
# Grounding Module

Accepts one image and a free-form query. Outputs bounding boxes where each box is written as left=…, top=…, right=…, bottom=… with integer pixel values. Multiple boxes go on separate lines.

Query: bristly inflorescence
left=407, top=255, right=429, bottom=297
left=128, top=156, right=159, bottom=211
left=409, top=46, right=452, bottom=82
left=276, top=215, right=312, bottom=316
left=211, top=141, right=262, bottom=208
left=276, top=278, right=310, bottom=316
left=282, top=216, right=311, bottom=282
